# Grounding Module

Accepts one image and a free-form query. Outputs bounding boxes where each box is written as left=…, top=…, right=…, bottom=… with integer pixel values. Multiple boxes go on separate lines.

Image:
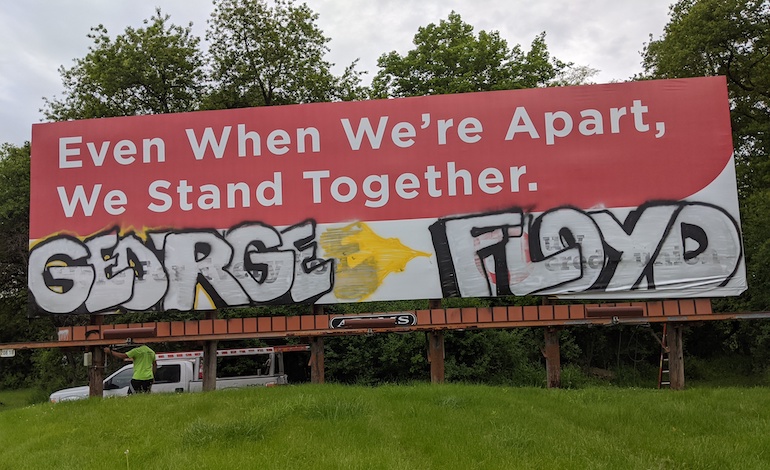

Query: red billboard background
left=31, top=77, right=733, bottom=239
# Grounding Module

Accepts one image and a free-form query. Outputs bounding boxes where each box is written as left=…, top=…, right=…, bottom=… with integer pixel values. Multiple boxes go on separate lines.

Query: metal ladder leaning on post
left=658, top=324, right=670, bottom=389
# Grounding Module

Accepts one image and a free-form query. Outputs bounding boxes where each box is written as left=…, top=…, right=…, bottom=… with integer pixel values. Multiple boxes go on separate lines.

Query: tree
left=43, top=9, right=205, bottom=120
left=0, top=143, right=71, bottom=389
left=205, top=0, right=365, bottom=109
left=371, top=12, right=593, bottom=98
left=643, top=0, right=770, bottom=376
left=0, top=143, right=30, bottom=299
left=642, top=0, right=770, bottom=195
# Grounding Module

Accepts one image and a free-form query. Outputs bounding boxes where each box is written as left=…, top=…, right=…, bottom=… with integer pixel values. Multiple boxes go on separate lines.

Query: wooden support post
left=309, top=305, right=325, bottom=384
left=88, top=314, right=104, bottom=398
left=89, top=346, right=105, bottom=398
left=427, top=300, right=444, bottom=383
left=668, top=323, right=685, bottom=390
left=202, top=340, right=217, bottom=391
left=543, top=327, right=561, bottom=389
left=309, top=337, right=325, bottom=384
left=428, top=330, right=445, bottom=384
left=202, top=311, right=218, bottom=392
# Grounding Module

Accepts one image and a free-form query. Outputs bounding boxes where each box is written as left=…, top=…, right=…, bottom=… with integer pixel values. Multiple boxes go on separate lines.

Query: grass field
left=1, top=384, right=769, bottom=469
left=0, top=388, right=49, bottom=410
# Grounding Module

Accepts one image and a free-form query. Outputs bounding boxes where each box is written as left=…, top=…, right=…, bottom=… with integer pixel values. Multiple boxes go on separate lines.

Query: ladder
left=657, top=324, right=670, bottom=389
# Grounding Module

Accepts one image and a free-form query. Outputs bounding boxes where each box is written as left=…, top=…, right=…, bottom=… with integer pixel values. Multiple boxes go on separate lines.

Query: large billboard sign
left=29, top=77, right=746, bottom=314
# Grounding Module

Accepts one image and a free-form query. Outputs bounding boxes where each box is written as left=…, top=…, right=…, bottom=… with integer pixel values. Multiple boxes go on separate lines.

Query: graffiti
left=28, top=220, right=333, bottom=314
left=430, top=201, right=743, bottom=298
left=28, top=199, right=744, bottom=314
left=320, top=222, right=430, bottom=301
left=29, top=219, right=429, bottom=313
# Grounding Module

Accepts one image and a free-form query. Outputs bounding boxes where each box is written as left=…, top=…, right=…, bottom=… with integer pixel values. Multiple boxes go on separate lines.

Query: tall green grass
left=1, top=384, right=769, bottom=469
left=0, top=388, right=49, bottom=410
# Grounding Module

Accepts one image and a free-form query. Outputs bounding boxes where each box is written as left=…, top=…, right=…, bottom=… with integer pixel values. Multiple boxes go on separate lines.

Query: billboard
left=29, top=77, right=746, bottom=314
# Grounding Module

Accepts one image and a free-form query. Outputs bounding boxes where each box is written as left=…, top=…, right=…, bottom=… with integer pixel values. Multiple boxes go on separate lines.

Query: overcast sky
left=0, top=0, right=673, bottom=147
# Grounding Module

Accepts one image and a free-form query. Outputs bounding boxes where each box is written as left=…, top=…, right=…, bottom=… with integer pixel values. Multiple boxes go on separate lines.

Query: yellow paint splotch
left=320, top=222, right=430, bottom=301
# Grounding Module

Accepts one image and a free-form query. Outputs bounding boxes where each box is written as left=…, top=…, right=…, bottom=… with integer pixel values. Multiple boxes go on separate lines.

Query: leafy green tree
left=205, top=0, right=365, bottom=109
left=0, top=143, right=70, bottom=390
left=444, top=329, right=545, bottom=385
left=371, top=12, right=593, bottom=98
left=740, top=190, right=770, bottom=311
left=642, top=0, right=770, bottom=195
left=43, top=9, right=205, bottom=120
left=717, top=188, right=770, bottom=374
left=0, top=143, right=33, bottom=375
left=325, top=333, right=428, bottom=385
left=0, top=143, right=30, bottom=299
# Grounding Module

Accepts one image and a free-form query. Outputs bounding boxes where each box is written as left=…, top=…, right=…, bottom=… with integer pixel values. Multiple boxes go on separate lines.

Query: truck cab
left=102, top=361, right=194, bottom=395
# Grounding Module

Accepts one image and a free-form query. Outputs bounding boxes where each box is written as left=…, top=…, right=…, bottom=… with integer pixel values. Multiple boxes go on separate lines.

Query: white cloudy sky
left=0, top=0, right=673, bottom=146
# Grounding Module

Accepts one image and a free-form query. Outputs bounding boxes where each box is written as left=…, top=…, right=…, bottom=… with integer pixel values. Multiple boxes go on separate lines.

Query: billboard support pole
left=543, top=326, right=561, bottom=389
left=88, top=314, right=105, bottom=398
left=668, top=323, right=686, bottom=390
left=428, top=330, right=445, bottom=384
left=309, top=337, right=325, bottom=384
left=202, top=311, right=218, bottom=392
left=309, top=305, right=325, bottom=384
left=427, top=299, right=445, bottom=384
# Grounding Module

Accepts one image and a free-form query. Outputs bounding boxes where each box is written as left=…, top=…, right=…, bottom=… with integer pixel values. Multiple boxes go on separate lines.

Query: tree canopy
left=0, top=143, right=68, bottom=389
left=642, top=0, right=770, bottom=194
left=371, top=12, right=593, bottom=98
left=0, top=143, right=30, bottom=303
left=205, top=0, right=364, bottom=108
left=43, top=9, right=205, bottom=120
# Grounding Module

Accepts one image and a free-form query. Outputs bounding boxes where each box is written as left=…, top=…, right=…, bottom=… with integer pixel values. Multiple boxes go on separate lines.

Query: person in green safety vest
left=104, top=345, right=157, bottom=393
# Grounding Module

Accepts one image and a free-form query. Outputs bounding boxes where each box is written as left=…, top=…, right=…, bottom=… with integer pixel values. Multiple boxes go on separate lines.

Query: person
left=104, top=344, right=157, bottom=394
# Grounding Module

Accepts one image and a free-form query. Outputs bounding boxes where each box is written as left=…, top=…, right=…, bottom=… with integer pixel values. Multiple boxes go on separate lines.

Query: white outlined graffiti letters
left=429, top=210, right=583, bottom=297
left=84, top=230, right=168, bottom=312
left=279, top=221, right=335, bottom=303
left=28, top=201, right=744, bottom=314
left=29, top=236, right=96, bottom=314
left=591, top=202, right=743, bottom=292
left=430, top=201, right=743, bottom=298
left=28, top=221, right=334, bottom=314
left=222, top=221, right=334, bottom=304
left=226, top=223, right=296, bottom=304
left=162, top=230, right=251, bottom=310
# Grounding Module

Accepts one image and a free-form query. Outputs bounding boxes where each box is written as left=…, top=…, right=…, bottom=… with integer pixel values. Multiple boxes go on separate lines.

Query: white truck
left=49, top=345, right=308, bottom=403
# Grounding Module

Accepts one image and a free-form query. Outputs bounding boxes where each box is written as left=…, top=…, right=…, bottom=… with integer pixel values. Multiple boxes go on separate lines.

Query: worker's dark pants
left=129, top=379, right=153, bottom=393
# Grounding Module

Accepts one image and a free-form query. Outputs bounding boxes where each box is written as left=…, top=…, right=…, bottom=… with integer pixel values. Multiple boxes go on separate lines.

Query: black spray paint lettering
left=430, top=201, right=743, bottom=297
left=84, top=231, right=167, bottom=312
left=28, top=220, right=333, bottom=314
